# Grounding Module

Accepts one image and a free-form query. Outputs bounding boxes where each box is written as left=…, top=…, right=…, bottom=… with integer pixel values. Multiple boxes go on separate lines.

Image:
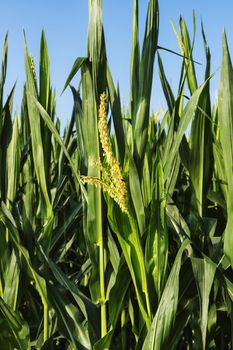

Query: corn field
left=1, top=0, right=233, bottom=349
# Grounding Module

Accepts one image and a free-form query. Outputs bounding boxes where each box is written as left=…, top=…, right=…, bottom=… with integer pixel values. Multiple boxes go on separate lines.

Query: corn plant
left=0, top=0, right=233, bottom=349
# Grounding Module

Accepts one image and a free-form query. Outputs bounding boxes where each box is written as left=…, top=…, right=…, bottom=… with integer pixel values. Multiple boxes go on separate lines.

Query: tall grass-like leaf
left=106, top=65, right=125, bottom=163
left=88, top=0, right=107, bottom=99
left=0, top=203, right=47, bottom=301
left=39, top=245, right=99, bottom=340
left=218, top=32, right=233, bottom=267
left=83, top=2, right=107, bottom=331
left=107, top=198, right=151, bottom=328
left=170, top=17, right=213, bottom=215
left=0, top=3, right=233, bottom=348
left=141, top=150, right=152, bottom=208
left=24, top=38, right=54, bottom=249
left=80, top=62, right=102, bottom=302
left=0, top=84, right=16, bottom=297
left=142, top=240, right=190, bottom=349
left=191, top=257, right=216, bottom=349
left=179, top=15, right=198, bottom=95
left=0, top=202, right=50, bottom=342
left=39, top=30, right=50, bottom=111
left=158, top=53, right=175, bottom=115
left=34, top=99, right=86, bottom=198
left=3, top=249, right=20, bottom=310
left=20, top=89, right=36, bottom=250
left=48, top=287, right=91, bottom=350
left=164, top=80, right=209, bottom=187
left=93, top=258, right=131, bottom=350
left=212, top=140, right=228, bottom=203
left=58, top=85, right=79, bottom=178
left=189, top=84, right=212, bottom=217
left=133, top=0, right=159, bottom=167
left=1, top=83, right=16, bottom=203
left=0, top=297, right=30, bottom=350
left=184, top=20, right=213, bottom=216
left=145, top=157, right=168, bottom=301
left=6, top=116, right=20, bottom=210
left=50, top=203, right=82, bottom=251
left=128, top=152, right=145, bottom=236
left=0, top=34, right=8, bottom=138
left=161, top=99, right=182, bottom=197
left=165, top=298, right=197, bottom=350
left=88, top=0, right=102, bottom=78
left=130, top=0, right=140, bottom=118
left=39, top=31, right=55, bottom=193
left=62, top=57, right=87, bottom=93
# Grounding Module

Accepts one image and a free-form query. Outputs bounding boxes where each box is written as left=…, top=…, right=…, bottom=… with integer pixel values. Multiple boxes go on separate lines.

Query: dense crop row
left=0, top=0, right=233, bottom=349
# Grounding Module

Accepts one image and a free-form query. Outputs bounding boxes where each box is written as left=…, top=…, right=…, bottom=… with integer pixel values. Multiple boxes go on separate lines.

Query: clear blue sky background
left=0, top=1, right=232, bottom=127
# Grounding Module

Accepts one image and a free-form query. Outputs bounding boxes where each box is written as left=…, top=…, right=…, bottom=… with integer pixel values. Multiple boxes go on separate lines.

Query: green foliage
left=0, top=1, right=233, bottom=349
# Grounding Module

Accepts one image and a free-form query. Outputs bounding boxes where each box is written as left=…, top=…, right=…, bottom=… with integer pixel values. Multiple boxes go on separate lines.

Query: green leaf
left=187, top=21, right=213, bottom=217
left=34, top=99, right=87, bottom=201
left=0, top=297, right=30, bottom=350
left=39, top=244, right=99, bottom=338
left=133, top=0, right=159, bottom=166
left=3, top=249, right=20, bottom=310
left=39, top=30, right=50, bottom=111
left=48, top=286, right=91, bottom=350
left=107, top=197, right=151, bottom=327
left=88, top=0, right=102, bottom=65
left=142, top=239, right=190, bottom=349
left=0, top=33, right=8, bottom=136
left=145, top=157, right=168, bottom=300
left=6, top=116, right=20, bottom=209
left=62, top=57, right=87, bottom=93
left=128, top=151, right=145, bottom=236
left=179, top=15, right=198, bottom=95
left=164, top=79, right=210, bottom=185
left=218, top=31, right=233, bottom=267
left=1, top=83, right=16, bottom=202
left=24, top=36, right=54, bottom=250
left=191, top=257, right=216, bottom=349
left=93, top=258, right=130, bottom=350
left=158, top=53, right=175, bottom=115
left=0, top=202, right=48, bottom=315
left=106, top=65, right=125, bottom=163
left=79, top=61, right=102, bottom=303
left=130, top=0, right=140, bottom=117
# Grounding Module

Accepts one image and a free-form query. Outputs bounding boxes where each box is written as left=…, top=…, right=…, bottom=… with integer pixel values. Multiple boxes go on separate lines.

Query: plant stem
left=44, top=302, right=49, bottom=342
left=99, top=238, right=107, bottom=337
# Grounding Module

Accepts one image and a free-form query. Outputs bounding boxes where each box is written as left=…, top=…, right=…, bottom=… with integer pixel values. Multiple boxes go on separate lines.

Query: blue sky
left=0, top=1, right=233, bottom=127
